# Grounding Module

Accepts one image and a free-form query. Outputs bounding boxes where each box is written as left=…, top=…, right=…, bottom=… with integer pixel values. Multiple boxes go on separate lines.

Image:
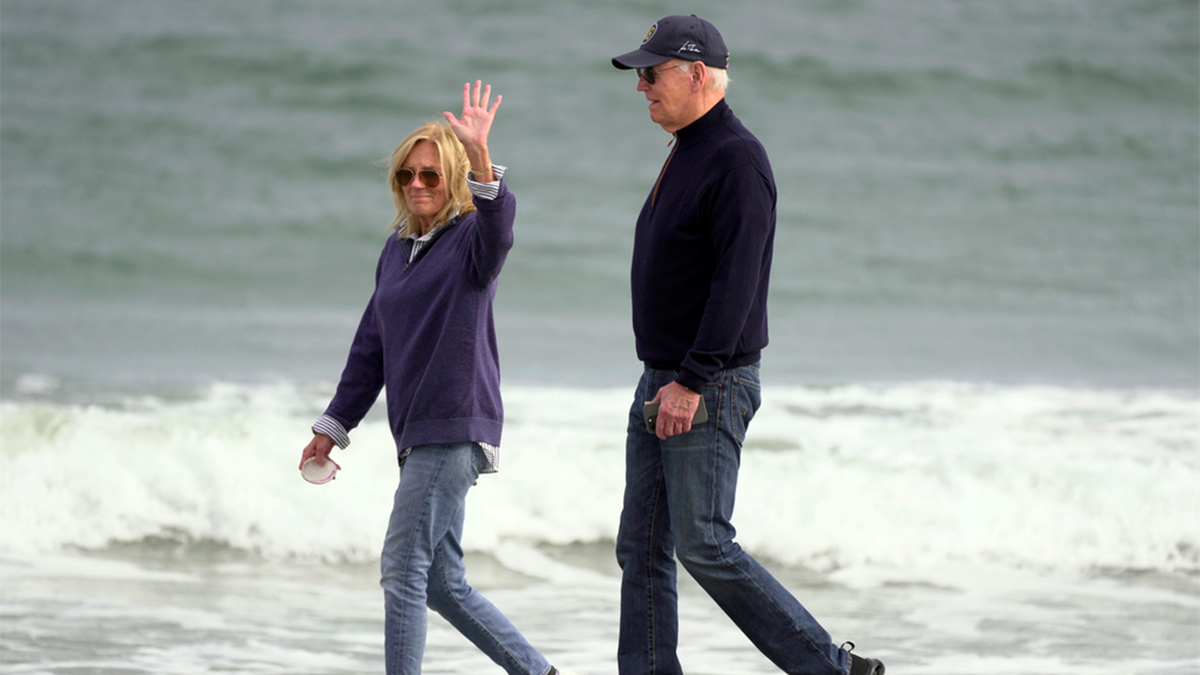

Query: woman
left=298, top=81, right=575, bottom=675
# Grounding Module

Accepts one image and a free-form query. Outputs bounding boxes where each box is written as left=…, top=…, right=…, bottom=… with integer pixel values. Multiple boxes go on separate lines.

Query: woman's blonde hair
left=388, top=122, right=477, bottom=237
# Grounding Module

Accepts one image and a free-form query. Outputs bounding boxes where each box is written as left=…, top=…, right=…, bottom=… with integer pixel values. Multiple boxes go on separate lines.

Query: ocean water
left=1, top=0, right=1198, bottom=673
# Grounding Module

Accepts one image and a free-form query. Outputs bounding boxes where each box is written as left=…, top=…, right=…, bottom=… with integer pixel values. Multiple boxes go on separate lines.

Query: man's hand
left=647, top=381, right=702, bottom=439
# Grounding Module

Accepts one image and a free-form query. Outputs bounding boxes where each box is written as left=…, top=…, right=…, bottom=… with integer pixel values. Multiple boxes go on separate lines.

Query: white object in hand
left=301, top=457, right=337, bottom=484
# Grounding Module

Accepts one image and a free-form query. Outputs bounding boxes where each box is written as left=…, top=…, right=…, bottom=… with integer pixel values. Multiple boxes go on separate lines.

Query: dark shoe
left=842, top=641, right=886, bottom=675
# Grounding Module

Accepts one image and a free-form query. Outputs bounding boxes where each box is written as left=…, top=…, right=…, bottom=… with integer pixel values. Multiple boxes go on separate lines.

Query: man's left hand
left=648, top=381, right=702, bottom=440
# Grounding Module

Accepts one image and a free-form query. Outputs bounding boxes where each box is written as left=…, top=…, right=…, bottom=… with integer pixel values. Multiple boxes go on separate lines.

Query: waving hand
left=443, top=80, right=501, bottom=182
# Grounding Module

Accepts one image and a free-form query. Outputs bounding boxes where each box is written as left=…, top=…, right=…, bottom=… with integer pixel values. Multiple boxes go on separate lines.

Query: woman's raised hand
left=443, top=80, right=501, bottom=173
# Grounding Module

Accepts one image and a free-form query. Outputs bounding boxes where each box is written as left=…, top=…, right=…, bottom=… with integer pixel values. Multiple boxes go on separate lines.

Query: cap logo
left=642, top=23, right=658, bottom=45
left=677, top=41, right=702, bottom=55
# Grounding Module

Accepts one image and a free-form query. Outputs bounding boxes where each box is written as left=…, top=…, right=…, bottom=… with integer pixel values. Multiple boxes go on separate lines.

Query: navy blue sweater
left=323, top=182, right=515, bottom=453
left=631, top=100, right=776, bottom=393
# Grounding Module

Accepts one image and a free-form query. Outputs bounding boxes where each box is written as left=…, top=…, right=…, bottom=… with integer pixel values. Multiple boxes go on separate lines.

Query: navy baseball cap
left=612, top=15, right=730, bottom=70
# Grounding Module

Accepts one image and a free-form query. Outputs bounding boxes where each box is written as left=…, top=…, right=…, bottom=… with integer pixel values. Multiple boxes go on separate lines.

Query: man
left=610, top=15, right=885, bottom=675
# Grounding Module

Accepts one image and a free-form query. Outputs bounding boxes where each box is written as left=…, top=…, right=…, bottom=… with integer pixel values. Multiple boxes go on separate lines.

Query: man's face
left=637, top=60, right=696, bottom=133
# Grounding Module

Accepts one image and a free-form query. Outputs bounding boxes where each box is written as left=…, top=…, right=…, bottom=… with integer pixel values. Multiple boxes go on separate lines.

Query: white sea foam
left=1, top=380, right=1196, bottom=575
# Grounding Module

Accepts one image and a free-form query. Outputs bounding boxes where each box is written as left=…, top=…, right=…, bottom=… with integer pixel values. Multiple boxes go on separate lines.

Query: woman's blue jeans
left=615, top=365, right=849, bottom=675
left=380, top=442, right=551, bottom=675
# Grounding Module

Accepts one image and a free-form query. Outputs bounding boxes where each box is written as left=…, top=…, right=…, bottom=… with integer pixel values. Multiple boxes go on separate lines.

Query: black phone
left=644, top=398, right=708, bottom=434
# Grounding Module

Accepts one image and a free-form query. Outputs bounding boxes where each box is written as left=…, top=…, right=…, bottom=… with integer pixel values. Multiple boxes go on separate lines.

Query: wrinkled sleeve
left=463, top=166, right=515, bottom=289
left=677, top=162, right=774, bottom=393
left=316, top=247, right=389, bottom=445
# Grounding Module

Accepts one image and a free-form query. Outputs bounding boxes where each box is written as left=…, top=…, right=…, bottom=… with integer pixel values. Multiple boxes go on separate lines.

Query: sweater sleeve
left=320, top=248, right=389, bottom=438
left=463, top=178, right=516, bottom=289
left=676, top=161, right=775, bottom=392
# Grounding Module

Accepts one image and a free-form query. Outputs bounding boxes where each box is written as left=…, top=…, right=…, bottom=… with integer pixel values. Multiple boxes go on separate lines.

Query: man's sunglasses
left=396, top=168, right=441, bottom=188
left=636, top=63, right=689, bottom=85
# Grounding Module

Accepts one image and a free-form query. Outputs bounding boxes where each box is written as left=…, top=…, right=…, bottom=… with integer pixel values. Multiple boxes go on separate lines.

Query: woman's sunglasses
left=396, top=168, right=441, bottom=188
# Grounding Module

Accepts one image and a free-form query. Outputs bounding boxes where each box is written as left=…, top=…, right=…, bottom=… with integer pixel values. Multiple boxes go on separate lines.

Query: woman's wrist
left=469, top=156, right=494, bottom=182
left=466, top=146, right=490, bottom=172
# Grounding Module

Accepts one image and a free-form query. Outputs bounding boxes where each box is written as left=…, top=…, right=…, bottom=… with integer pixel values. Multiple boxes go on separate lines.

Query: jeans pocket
left=729, top=367, right=762, bottom=442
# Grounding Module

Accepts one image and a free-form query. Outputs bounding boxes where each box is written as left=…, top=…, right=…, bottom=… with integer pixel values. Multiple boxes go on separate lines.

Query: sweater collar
left=403, top=210, right=462, bottom=242
left=674, top=98, right=730, bottom=147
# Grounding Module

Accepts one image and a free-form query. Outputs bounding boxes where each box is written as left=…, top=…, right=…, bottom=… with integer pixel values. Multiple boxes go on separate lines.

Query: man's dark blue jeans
left=616, top=364, right=850, bottom=675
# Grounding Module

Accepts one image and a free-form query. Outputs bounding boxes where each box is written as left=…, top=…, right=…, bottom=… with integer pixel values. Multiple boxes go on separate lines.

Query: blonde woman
left=299, top=81, right=575, bottom=675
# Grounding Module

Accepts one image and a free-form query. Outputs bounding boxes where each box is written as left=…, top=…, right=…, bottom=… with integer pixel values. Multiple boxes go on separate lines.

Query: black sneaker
left=842, top=642, right=886, bottom=675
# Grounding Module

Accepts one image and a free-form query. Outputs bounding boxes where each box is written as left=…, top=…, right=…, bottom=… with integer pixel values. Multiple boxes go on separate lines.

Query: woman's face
left=400, top=140, right=447, bottom=234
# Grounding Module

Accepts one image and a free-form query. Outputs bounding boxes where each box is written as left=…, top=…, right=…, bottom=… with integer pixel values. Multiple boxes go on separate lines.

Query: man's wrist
left=675, top=372, right=706, bottom=395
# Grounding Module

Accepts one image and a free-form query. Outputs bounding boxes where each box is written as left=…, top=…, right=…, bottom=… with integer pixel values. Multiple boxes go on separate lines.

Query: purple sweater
left=323, top=181, right=515, bottom=454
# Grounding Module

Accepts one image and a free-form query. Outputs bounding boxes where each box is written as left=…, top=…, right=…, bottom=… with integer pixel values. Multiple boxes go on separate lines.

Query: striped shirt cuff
left=312, top=414, right=351, bottom=449
left=466, top=164, right=506, bottom=201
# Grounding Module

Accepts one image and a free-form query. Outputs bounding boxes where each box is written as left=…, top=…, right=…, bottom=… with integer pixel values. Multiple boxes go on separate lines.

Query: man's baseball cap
left=612, top=15, right=730, bottom=70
